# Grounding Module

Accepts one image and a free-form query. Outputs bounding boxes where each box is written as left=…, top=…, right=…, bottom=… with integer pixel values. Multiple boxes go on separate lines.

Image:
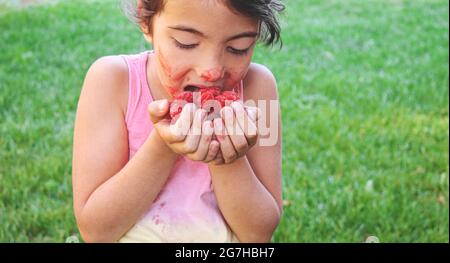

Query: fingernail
left=159, top=100, right=167, bottom=111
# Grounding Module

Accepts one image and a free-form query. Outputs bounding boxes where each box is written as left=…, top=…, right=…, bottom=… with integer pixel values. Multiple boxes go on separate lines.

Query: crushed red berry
left=169, top=87, right=240, bottom=122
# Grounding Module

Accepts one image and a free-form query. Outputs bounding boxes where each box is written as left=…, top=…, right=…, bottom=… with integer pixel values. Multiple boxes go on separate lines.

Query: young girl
left=72, top=0, right=284, bottom=243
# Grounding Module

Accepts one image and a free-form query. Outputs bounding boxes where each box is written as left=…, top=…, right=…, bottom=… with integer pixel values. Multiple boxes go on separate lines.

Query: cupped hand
left=148, top=99, right=224, bottom=164
left=212, top=101, right=260, bottom=164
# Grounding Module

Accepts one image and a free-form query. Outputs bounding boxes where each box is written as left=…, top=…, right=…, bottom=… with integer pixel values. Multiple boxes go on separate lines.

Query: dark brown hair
left=122, top=0, right=285, bottom=47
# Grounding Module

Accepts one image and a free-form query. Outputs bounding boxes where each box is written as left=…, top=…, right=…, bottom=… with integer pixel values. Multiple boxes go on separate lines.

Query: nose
left=196, top=50, right=225, bottom=82
left=201, top=68, right=225, bottom=82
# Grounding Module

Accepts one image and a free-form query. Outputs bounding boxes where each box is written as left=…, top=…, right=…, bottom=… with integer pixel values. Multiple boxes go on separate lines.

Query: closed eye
left=173, top=38, right=198, bottom=49
left=227, top=46, right=250, bottom=56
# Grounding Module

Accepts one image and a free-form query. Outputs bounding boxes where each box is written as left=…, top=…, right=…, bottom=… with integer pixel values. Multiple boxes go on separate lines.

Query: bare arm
left=208, top=64, right=283, bottom=242
left=72, top=56, right=179, bottom=243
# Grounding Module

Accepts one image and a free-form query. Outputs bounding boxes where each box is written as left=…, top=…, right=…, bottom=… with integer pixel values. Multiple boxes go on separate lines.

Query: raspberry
left=200, top=92, right=215, bottom=105
left=169, top=100, right=185, bottom=121
left=168, top=87, right=240, bottom=122
left=222, top=91, right=239, bottom=101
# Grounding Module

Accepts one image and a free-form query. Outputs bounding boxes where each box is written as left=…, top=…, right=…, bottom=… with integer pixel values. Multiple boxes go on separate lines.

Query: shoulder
left=243, top=63, right=279, bottom=101
left=81, top=55, right=129, bottom=114
left=85, top=55, right=128, bottom=85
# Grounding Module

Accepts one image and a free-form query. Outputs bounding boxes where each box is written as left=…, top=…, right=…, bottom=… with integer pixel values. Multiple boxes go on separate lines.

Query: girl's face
left=145, top=0, right=259, bottom=97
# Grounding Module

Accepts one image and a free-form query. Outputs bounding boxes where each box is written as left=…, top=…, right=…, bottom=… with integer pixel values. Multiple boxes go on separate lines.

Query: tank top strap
left=120, top=51, right=153, bottom=125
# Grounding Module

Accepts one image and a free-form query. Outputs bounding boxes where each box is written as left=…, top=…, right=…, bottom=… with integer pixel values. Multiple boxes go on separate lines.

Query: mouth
left=183, top=85, right=222, bottom=92
left=183, top=85, right=200, bottom=92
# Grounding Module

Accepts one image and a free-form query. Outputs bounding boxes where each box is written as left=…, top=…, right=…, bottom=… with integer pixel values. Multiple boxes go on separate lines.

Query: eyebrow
left=168, top=25, right=258, bottom=41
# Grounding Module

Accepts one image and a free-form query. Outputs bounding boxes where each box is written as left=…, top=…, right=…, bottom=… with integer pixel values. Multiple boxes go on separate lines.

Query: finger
left=213, top=118, right=237, bottom=164
left=183, top=109, right=206, bottom=153
left=189, top=120, right=214, bottom=161
left=211, top=150, right=224, bottom=165
left=169, top=103, right=196, bottom=142
left=234, top=103, right=258, bottom=147
left=204, top=139, right=221, bottom=163
left=221, top=106, right=248, bottom=158
left=148, top=99, right=169, bottom=124
left=181, top=111, right=206, bottom=156
left=153, top=118, right=173, bottom=143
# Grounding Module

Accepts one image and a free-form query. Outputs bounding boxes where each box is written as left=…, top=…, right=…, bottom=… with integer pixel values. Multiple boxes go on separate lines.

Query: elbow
left=76, top=212, right=120, bottom=243
left=74, top=200, right=126, bottom=243
left=262, top=212, right=281, bottom=242
left=78, top=227, right=114, bottom=243
left=240, top=211, right=281, bottom=243
left=239, top=229, right=277, bottom=243
left=77, top=221, right=111, bottom=243
left=246, top=231, right=277, bottom=243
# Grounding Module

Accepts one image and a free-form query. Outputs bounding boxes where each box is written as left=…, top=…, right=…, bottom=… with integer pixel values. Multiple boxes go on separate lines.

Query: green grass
left=0, top=0, right=448, bottom=242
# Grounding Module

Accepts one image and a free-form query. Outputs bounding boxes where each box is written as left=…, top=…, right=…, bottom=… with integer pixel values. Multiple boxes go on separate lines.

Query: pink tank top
left=118, top=51, right=241, bottom=243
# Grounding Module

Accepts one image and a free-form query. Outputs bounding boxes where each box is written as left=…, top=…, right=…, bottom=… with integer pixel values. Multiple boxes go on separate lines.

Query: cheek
left=224, top=56, right=252, bottom=88
left=156, top=48, right=173, bottom=77
left=225, top=68, right=249, bottom=89
left=157, top=48, right=191, bottom=85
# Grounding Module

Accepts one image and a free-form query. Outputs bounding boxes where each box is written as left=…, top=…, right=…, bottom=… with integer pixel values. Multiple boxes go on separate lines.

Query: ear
left=137, top=0, right=153, bottom=43
left=143, top=32, right=153, bottom=43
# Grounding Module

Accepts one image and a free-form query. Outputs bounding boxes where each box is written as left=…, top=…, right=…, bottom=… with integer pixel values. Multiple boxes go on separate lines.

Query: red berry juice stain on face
left=168, top=87, right=178, bottom=97
left=157, top=51, right=173, bottom=78
left=157, top=50, right=190, bottom=97
left=172, top=68, right=190, bottom=83
left=201, top=68, right=223, bottom=82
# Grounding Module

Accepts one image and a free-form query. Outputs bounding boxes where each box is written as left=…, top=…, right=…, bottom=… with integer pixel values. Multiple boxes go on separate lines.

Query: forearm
left=208, top=157, right=281, bottom=243
left=78, top=131, right=179, bottom=242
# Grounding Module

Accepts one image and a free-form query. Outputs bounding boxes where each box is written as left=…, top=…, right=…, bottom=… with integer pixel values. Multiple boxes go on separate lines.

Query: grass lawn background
left=0, top=0, right=448, bottom=242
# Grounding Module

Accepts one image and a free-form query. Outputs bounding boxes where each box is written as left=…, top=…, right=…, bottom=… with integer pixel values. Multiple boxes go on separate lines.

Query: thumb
left=148, top=99, right=169, bottom=124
